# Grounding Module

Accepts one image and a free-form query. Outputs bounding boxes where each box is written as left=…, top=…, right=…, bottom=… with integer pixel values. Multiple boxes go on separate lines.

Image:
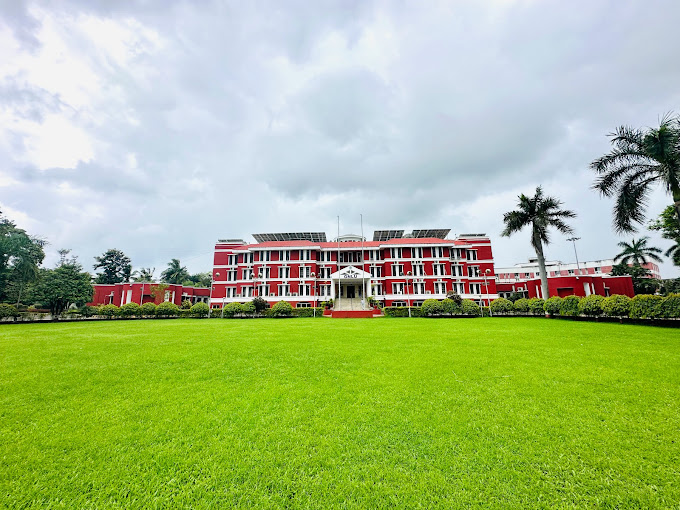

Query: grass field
left=1, top=318, right=679, bottom=508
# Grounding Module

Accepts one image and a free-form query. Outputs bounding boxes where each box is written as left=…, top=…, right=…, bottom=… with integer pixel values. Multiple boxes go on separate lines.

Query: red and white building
left=495, top=258, right=636, bottom=299
left=211, top=230, right=498, bottom=308
left=89, top=282, right=210, bottom=307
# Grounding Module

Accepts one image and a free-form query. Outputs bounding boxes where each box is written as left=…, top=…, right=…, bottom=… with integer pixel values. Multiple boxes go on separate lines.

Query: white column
left=331, top=279, right=335, bottom=300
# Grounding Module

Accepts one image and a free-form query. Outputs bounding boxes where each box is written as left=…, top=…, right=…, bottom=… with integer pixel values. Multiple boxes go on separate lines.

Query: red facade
left=496, top=274, right=634, bottom=299
left=89, top=282, right=210, bottom=307
left=211, top=234, right=499, bottom=308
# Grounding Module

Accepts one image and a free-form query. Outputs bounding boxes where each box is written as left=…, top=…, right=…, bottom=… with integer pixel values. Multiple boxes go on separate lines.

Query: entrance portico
left=330, top=266, right=371, bottom=308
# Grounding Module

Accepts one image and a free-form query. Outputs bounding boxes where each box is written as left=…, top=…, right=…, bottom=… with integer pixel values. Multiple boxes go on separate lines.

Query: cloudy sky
left=1, top=0, right=679, bottom=277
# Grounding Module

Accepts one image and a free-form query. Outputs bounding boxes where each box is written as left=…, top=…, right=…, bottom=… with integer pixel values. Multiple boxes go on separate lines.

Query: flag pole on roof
left=337, top=216, right=340, bottom=307
left=361, top=213, right=365, bottom=310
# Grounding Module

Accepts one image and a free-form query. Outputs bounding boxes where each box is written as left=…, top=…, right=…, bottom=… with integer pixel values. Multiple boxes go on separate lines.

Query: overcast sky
left=1, top=0, right=679, bottom=278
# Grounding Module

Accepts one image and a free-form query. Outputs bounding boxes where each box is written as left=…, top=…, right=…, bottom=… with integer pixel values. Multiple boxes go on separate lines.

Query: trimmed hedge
left=291, top=307, right=324, bottom=317
left=270, top=301, right=293, bottom=317
left=223, top=302, right=244, bottom=318
left=559, top=295, right=581, bottom=317
left=490, top=298, right=513, bottom=315
left=99, top=304, right=119, bottom=317
left=442, top=299, right=462, bottom=315
left=190, top=302, right=209, bottom=317
left=513, top=298, right=529, bottom=313
left=544, top=296, right=562, bottom=315
left=421, top=299, right=444, bottom=317
left=528, top=298, right=545, bottom=315
left=578, top=295, right=604, bottom=316
left=0, top=303, right=19, bottom=318
left=602, top=295, right=631, bottom=317
left=461, top=299, right=481, bottom=316
left=156, top=301, right=179, bottom=317
left=119, top=302, right=141, bottom=317
left=383, top=307, right=422, bottom=317
left=629, top=295, right=664, bottom=319
left=140, top=302, right=157, bottom=316
left=662, top=293, right=680, bottom=319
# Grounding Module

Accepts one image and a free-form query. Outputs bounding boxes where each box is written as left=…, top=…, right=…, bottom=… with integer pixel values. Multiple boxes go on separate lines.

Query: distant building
left=89, top=283, right=210, bottom=307
left=495, top=258, right=660, bottom=281
left=211, top=230, right=498, bottom=308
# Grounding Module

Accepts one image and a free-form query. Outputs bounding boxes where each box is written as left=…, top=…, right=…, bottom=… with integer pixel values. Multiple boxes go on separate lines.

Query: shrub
left=629, top=294, right=664, bottom=319
left=421, top=299, right=444, bottom=317
left=242, top=302, right=256, bottom=316
left=140, top=302, right=157, bottom=316
left=602, top=295, right=631, bottom=317
left=460, top=299, right=481, bottom=316
left=446, top=292, right=463, bottom=306
left=190, top=302, right=209, bottom=317
left=441, top=299, right=462, bottom=315
left=156, top=301, right=179, bottom=317
left=661, top=293, right=680, bottom=318
left=578, top=295, right=604, bottom=316
left=0, top=303, right=19, bottom=318
left=99, top=304, right=119, bottom=317
left=119, top=302, right=141, bottom=317
left=181, top=299, right=192, bottom=310
left=270, top=301, right=293, bottom=317
left=513, top=298, right=529, bottom=313
left=490, top=298, right=513, bottom=315
left=79, top=305, right=98, bottom=317
left=544, top=296, right=562, bottom=315
left=559, top=295, right=581, bottom=316
left=252, top=296, right=267, bottom=313
left=223, top=302, right=244, bottom=318
left=528, top=298, right=545, bottom=315
left=292, top=307, right=324, bottom=317
left=383, top=307, right=422, bottom=317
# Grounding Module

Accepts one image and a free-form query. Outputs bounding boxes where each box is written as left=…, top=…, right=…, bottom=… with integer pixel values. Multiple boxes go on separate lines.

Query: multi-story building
left=211, top=230, right=498, bottom=309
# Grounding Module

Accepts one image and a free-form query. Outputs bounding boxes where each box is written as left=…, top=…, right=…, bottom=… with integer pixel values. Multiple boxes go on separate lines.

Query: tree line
left=502, top=113, right=680, bottom=297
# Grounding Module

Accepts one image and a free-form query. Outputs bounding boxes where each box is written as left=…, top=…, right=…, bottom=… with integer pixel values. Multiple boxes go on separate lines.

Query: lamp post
left=208, top=272, right=218, bottom=318
left=484, top=268, right=492, bottom=317
left=406, top=270, right=412, bottom=318
left=311, top=271, right=317, bottom=317
left=567, top=237, right=582, bottom=277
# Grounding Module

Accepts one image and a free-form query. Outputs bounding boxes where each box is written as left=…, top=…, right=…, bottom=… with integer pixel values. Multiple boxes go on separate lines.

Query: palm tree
left=160, top=259, right=189, bottom=284
left=132, top=267, right=155, bottom=282
left=502, top=186, right=576, bottom=300
left=591, top=114, right=680, bottom=233
left=614, top=237, right=663, bottom=266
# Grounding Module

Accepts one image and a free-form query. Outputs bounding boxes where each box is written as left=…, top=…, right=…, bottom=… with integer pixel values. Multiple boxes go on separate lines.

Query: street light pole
left=484, top=268, right=492, bottom=317
left=567, top=237, right=582, bottom=277
left=311, top=272, right=317, bottom=318
left=208, top=272, right=218, bottom=318
left=406, top=270, right=412, bottom=318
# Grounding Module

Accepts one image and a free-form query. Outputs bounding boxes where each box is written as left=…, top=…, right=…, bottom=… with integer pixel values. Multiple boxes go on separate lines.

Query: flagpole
left=361, top=213, right=365, bottom=310
left=337, top=215, right=340, bottom=308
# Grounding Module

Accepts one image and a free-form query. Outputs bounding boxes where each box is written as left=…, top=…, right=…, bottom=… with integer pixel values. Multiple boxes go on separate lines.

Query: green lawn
left=1, top=318, right=679, bottom=508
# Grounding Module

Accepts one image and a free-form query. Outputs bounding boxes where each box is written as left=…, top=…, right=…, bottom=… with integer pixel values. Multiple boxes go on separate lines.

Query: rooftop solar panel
left=372, top=230, right=404, bottom=242
left=411, top=229, right=451, bottom=239
left=252, top=232, right=327, bottom=243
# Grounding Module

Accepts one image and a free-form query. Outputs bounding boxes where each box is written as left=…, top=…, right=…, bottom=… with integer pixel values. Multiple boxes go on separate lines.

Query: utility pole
left=567, top=237, right=582, bottom=278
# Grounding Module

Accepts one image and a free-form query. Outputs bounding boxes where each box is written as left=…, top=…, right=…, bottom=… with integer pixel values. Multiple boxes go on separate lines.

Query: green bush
left=421, top=299, right=444, bottom=317
left=223, top=302, right=244, bottom=318
left=490, top=298, right=513, bottom=315
left=601, top=295, right=631, bottom=317
left=119, top=302, right=141, bottom=317
left=446, top=292, right=463, bottom=306
left=383, top=307, right=422, bottom=317
left=181, top=299, right=192, bottom=310
left=291, top=307, right=324, bottom=317
left=441, top=299, right=462, bottom=315
left=156, top=301, right=179, bottom=317
left=559, top=295, right=581, bottom=316
left=460, top=299, right=481, bottom=316
left=99, top=304, right=119, bottom=317
left=270, top=301, right=293, bottom=317
left=252, top=296, right=267, bottom=313
left=242, top=302, right=256, bottom=316
left=513, top=298, right=529, bottom=313
left=190, top=302, right=209, bottom=317
left=79, top=305, right=98, bottom=317
left=578, top=295, right=604, bottom=316
left=661, top=293, right=680, bottom=318
left=140, top=302, right=157, bottom=316
left=629, top=295, right=664, bottom=319
left=528, top=298, right=545, bottom=315
left=0, top=303, right=19, bottom=318
left=544, top=296, right=562, bottom=315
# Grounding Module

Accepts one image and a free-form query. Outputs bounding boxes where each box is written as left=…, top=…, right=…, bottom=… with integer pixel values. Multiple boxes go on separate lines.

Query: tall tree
left=132, top=267, right=155, bottom=282
left=34, top=262, right=93, bottom=316
left=160, top=259, right=189, bottom=284
left=93, top=249, right=132, bottom=284
left=502, top=186, right=576, bottom=300
left=0, top=211, right=46, bottom=302
left=591, top=114, right=680, bottom=233
left=614, top=237, right=663, bottom=266
left=649, top=205, right=680, bottom=266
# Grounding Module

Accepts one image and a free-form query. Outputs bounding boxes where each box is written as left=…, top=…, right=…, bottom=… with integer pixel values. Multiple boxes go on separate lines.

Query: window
left=434, top=282, right=447, bottom=294
left=278, top=284, right=290, bottom=296
left=319, top=285, right=331, bottom=296
left=466, top=250, right=478, bottom=261
left=226, top=287, right=237, bottom=298
left=368, top=249, right=383, bottom=261
left=370, top=266, right=382, bottom=278
left=390, top=247, right=402, bottom=259
left=296, top=302, right=311, bottom=308
left=595, top=266, right=601, bottom=273
left=299, top=284, right=311, bottom=296
left=228, top=255, right=237, bottom=266
left=278, top=267, right=290, bottom=279
left=392, top=264, right=403, bottom=276
left=433, top=263, right=446, bottom=276
left=392, top=301, right=407, bottom=307
left=242, top=268, right=253, bottom=280
left=468, top=266, right=480, bottom=277
left=258, top=284, right=269, bottom=296
left=452, top=248, right=464, bottom=260
left=319, top=251, right=332, bottom=262
left=278, top=250, right=290, bottom=261
left=299, top=266, right=311, bottom=279
left=413, top=282, right=425, bottom=294
left=299, top=249, right=310, bottom=261
left=451, top=265, right=464, bottom=277
left=244, top=252, right=254, bottom=264
left=261, top=251, right=271, bottom=262
left=372, top=283, right=383, bottom=296
left=412, top=264, right=425, bottom=276
left=433, top=246, right=445, bottom=259
left=452, top=282, right=465, bottom=294
left=261, top=267, right=271, bottom=279
left=227, top=270, right=237, bottom=282
left=413, top=247, right=423, bottom=259
left=514, top=273, right=519, bottom=279
left=568, top=269, right=574, bottom=275
left=242, top=286, right=253, bottom=298
left=392, top=282, right=405, bottom=294
left=469, top=283, right=481, bottom=294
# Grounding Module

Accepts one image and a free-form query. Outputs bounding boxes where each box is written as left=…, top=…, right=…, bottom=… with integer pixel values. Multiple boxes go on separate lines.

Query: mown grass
left=1, top=318, right=679, bottom=508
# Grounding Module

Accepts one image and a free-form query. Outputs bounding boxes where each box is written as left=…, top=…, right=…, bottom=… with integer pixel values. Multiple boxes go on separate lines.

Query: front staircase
left=331, top=298, right=381, bottom=318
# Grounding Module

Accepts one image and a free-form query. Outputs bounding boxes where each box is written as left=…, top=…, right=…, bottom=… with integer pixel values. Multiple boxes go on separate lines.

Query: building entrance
left=346, top=285, right=355, bottom=299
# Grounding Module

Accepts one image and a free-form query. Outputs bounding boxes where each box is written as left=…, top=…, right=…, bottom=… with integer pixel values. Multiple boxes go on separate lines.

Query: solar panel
left=372, top=230, right=404, bottom=242
left=252, top=232, right=327, bottom=243
left=410, top=229, right=451, bottom=239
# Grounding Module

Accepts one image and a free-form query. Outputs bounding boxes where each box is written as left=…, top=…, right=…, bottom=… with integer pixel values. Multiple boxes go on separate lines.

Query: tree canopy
left=161, top=259, right=190, bottom=284
left=93, top=249, right=132, bottom=284
left=0, top=211, right=46, bottom=303
left=34, top=262, right=94, bottom=315
left=614, top=237, right=663, bottom=266
left=649, top=205, right=680, bottom=266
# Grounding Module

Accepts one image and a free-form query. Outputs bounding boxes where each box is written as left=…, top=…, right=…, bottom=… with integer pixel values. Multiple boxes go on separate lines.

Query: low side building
left=89, top=282, right=210, bottom=307
left=496, top=274, right=634, bottom=299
